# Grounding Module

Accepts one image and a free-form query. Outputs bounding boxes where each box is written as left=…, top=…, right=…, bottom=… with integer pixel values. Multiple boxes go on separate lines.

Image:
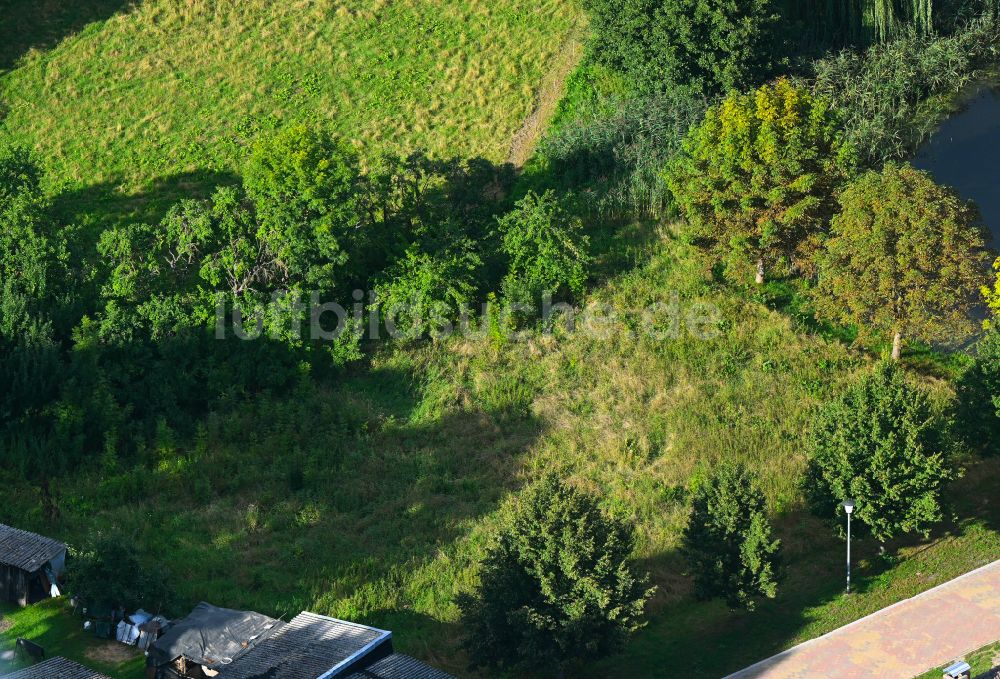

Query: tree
left=373, top=236, right=482, bottom=340
left=70, top=533, right=174, bottom=613
left=584, top=0, right=782, bottom=95
left=682, top=463, right=780, bottom=610
left=498, top=190, right=591, bottom=308
left=804, top=361, right=957, bottom=542
left=954, top=328, right=1000, bottom=454
left=459, top=474, right=653, bottom=675
left=243, top=124, right=362, bottom=291
left=667, top=78, right=856, bottom=284
left=816, top=163, right=992, bottom=360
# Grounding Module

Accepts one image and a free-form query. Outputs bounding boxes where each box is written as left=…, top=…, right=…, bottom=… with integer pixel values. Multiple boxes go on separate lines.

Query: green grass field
left=1, top=229, right=997, bottom=677
left=0, top=0, right=583, bottom=210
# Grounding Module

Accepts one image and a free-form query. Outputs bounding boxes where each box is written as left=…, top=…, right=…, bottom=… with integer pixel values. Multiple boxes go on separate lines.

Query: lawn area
left=0, top=0, right=584, bottom=212
left=0, top=599, right=145, bottom=678
left=916, top=640, right=1000, bottom=679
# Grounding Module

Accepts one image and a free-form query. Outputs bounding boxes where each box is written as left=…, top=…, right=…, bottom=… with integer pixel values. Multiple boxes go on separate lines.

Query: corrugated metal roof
left=219, top=611, right=390, bottom=679
left=0, top=524, right=65, bottom=573
left=0, top=657, right=112, bottom=679
left=343, top=654, right=455, bottom=679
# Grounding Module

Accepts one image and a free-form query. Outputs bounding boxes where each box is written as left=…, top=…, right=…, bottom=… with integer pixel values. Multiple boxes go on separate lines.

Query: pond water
left=912, top=85, right=1000, bottom=243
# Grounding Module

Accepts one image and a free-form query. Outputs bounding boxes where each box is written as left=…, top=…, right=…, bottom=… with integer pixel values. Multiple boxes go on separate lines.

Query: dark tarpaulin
left=148, top=602, right=281, bottom=670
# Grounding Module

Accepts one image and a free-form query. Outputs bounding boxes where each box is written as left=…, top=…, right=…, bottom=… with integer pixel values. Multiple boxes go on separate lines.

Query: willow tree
left=816, top=163, right=992, bottom=360
left=780, top=0, right=934, bottom=47
left=667, top=78, right=856, bottom=284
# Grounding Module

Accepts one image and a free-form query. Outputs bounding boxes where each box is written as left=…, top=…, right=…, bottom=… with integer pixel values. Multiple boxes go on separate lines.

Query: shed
left=0, top=656, right=112, bottom=679
left=147, top=602, right=282, bottom=679
left=218, top=611, right=454, bottom=679
left=0, top=524, right=66, bottom=607
left=343, top=653, right=455, bottom=679
left=218, top=611, right=391, bottom=678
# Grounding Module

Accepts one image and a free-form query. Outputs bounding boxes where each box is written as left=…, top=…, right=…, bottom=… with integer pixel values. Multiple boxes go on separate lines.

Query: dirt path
left=506, top=28, right=585, bottom=168
left=726, top=558, right=1000, bottom=678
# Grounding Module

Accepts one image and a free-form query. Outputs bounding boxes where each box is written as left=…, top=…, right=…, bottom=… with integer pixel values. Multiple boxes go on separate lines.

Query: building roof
left=0, top=524, right=66, bottom=573
left=343, top=654, right=455, bottom=679
left=0, top=657, right=112, bottom=679
left=219, top=611, right=391, bottom=679
left=148, top=602, right=282, bottom=670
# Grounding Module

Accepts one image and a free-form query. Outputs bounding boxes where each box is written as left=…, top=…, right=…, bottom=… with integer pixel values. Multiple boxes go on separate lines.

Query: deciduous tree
left=816, top=163, right=992, bottom=359
left=804, top=361, right=957, bottom=542
left=667, top=79, right=855, bottom=284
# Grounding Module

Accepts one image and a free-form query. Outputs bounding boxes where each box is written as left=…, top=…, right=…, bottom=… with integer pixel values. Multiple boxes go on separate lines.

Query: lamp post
left=842, top=499, right=855, bottom=594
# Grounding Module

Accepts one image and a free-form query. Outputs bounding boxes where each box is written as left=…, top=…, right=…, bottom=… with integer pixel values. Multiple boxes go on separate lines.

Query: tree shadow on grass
left=51, top=168, right=240, bottom=230
left=0, top=0, right=138, bottom=72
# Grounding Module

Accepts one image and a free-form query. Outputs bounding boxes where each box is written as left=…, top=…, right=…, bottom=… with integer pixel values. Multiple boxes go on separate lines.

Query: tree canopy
left=804, top=361, right=957, bottom=542
left=682, top=463, right=781, bottom=610
left=815, top=163, right=992, bottom=359
left=459, top=474, right=653, bottom=674
left=667, top=78, right=856, bottom=284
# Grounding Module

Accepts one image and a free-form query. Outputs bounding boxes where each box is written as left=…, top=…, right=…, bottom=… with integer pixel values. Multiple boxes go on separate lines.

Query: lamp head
left=842, top=499, right=855, bottom=515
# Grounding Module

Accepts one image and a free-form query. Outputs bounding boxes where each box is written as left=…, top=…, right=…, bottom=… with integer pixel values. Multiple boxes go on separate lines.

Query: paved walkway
left=727, top=559, right=1000, bottom=679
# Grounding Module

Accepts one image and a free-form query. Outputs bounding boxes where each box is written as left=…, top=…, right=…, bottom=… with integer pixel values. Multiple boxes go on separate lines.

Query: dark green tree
left=459, top=474, right=653, bottom=676
left=584, top=0, right=782, bottom=95
left=954, top=329, right=1000, bottom=455
left=804, top=361, right=957, bottom=542
left=682, top=463, right=781, bottom=610
left=70, top=534, right=174, bottom=613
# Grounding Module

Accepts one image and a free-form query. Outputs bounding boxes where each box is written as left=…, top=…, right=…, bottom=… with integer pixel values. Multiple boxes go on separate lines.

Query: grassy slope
left=0, top=0, right=583, bottom=206
left=2, top=229, right=996, bottom=677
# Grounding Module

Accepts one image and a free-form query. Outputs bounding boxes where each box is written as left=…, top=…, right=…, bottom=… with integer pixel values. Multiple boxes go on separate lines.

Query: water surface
left=912, top=86, right=1000, bottom=242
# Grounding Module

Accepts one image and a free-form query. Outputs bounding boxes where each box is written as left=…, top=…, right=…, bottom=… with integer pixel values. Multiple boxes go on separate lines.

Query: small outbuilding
left=147, top=602, right=281, bottom=679
left=0, top=524, right=66, bottom=607
left=218, top=611, right=454, bottom=679
left=0, top=656, right=112, bottom=679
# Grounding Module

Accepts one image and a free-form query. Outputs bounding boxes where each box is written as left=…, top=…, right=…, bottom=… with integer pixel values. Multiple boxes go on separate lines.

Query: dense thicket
left=811, top=13, right=1000, bottom=165
left=584, top=0, right=782, bottom=95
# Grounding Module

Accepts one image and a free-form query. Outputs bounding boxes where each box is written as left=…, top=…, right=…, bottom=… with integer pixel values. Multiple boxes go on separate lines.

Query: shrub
left=373, top=237, right=482, bottom=340
left=682, top=463, right=781, bottom=610
left=804, top=361, right=957, bottom=542
left=70, top=533, right=174, bottom=613
left=499, top=191, right=591, bottom=308
left=584, top=0, right=782, bottom=95
left=459, top=474, right=653, bottom=674
left=815, top=163, right=992, bottom=359
left=667, top=78, right=856, bottom=284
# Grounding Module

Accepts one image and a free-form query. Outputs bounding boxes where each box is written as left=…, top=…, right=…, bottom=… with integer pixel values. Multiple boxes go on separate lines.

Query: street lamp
left=842, top=499, right=855, bottom=594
